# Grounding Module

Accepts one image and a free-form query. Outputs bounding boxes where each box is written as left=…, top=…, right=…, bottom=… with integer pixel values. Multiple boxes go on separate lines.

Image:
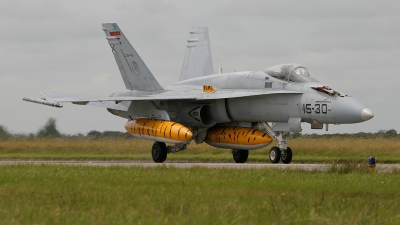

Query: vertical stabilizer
left=179, top=27, right=214, bottom=81
left=102, top=23, right=163, bottom=92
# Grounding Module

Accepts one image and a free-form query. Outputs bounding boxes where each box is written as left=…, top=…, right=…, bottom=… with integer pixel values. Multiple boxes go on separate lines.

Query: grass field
left=1, top=138, right=400, bottom=224
left=0, top=164, right=399, bottom=224
left=1, top=137, right=400, bottom=163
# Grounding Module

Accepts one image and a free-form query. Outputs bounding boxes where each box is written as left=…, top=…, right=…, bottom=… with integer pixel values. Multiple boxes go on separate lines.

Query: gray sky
left=1, top=0, right=399, bottom=135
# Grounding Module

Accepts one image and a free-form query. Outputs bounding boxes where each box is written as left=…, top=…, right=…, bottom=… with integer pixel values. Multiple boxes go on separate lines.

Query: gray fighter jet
left=23, top=23, right=374, bottom=164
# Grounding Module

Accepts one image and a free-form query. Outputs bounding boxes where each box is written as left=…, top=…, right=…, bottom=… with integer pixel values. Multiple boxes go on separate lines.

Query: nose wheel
left=281, top=147, right=292, bottom=164
left=269, top=147, right=293, bottom=164
left=269, top=147, right=281, bottom=163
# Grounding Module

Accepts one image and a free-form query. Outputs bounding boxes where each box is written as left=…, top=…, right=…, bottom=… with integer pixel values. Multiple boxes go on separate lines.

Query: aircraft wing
left=29, top=89, right=302, bottom=110
left=41, top=89, right=301, bottom=101
left=37, top=92, right=130, bottom=111
left=39, top=91, right=196, bottom=102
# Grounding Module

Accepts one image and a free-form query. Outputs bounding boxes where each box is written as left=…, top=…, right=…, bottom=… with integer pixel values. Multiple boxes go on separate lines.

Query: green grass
left=1, top=137, right=400, bottom=163
left=0, top=165, right=399, bottom=224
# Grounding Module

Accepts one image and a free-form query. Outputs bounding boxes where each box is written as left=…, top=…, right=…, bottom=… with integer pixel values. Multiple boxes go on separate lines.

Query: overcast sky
left=1, top=0, right=399, bottom=135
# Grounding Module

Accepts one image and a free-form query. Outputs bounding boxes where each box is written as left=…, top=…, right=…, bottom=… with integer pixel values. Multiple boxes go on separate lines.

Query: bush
left=87, top=130, right=102, bottom=139
left=384, top=129, right=397, bottom=137
left=36, top=118, right=61, bottom=138
left=100, top=131, right=132, bottom=139
left=0, top=125, right=11, bottom=139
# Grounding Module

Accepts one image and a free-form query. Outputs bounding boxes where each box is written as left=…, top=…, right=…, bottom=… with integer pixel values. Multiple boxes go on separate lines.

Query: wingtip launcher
left=23, top=97, right=63, bottom=108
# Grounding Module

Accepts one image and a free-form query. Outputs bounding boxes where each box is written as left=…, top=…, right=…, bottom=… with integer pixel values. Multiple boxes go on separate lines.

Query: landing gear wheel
left=269, top=147, right=281, bottom=164
left=232, top=149, right=249, bottom=163
left=152, top=142, right=167, bottom=163
left=281, top=147, right=292, bottom=164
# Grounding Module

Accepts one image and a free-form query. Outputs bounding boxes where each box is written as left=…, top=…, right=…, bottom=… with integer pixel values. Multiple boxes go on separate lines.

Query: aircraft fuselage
left=108, top=70, right=371, bottom=130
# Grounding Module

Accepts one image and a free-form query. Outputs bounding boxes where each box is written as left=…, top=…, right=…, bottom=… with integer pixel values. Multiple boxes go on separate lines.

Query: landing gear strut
left=260, top=122, right=293, bottom=164
left=232, top=149, right=249, bottom=163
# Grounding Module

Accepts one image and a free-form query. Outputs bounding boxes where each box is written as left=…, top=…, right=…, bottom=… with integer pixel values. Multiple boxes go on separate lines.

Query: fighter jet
left=23, top=23, right=374, bottom=164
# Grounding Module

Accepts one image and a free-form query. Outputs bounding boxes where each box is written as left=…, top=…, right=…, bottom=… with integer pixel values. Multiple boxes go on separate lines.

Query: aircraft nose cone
left=361, top=108, right=374, bottom=121
left=331, top=97, right=372, bottom=124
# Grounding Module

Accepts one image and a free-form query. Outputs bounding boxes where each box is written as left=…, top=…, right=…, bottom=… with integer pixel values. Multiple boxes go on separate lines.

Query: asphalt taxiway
left=0, top=160, right=399, bottom=171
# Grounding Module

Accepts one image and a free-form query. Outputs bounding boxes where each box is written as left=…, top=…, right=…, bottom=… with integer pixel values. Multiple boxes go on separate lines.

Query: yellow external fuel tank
left=205, top=127, right=273, bottom=150
left=125, top=119, right=193, bottom=144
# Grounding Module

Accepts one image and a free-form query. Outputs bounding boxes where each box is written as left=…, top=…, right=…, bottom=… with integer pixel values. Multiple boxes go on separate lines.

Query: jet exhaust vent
left=188, top=105, right=216, bottom=128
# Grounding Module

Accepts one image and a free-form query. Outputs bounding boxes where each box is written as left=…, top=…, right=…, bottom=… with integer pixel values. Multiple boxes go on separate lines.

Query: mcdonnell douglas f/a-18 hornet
left=24, top=23, right=374, bottom=164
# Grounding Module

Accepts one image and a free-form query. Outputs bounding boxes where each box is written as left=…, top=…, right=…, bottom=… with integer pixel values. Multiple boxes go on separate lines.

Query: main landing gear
left=232, top=149, right=249, bottom=163
left=260, top=122, right=293, bottom=164
left=151, top=142, right=188, bottom=163
left=151, top=142, right=167, bottom=163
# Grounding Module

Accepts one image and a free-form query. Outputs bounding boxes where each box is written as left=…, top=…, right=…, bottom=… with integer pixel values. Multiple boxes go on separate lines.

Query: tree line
left=291, top=129, right=398, bottom=139
left=0, top=118, right=398, bottom=139
left=0, top=118, right=132, bottom=139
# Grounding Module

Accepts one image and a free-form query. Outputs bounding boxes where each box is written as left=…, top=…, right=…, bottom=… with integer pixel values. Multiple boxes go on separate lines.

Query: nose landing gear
left=280, top=147, right=292, bottom=164
left=269, top=147, right=281, bottom=163
left=260, top=122, right=294, bottom=164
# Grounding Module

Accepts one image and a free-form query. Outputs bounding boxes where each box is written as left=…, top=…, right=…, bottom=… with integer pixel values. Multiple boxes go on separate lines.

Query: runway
left=0, top=160, right=399, bottom=171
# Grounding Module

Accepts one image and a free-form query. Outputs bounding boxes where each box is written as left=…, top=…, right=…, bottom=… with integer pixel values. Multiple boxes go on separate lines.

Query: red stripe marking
left=110, top=31, right=121, bottom=36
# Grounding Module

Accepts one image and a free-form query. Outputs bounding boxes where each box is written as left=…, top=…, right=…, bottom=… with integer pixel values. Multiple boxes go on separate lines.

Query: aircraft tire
left=152, top=142, right=167, bottom=163
left=232, top=149, right=249, bottom=163
left=281, top=147, right=292, bottom=164
left=269, top=147, right=281, bottom=164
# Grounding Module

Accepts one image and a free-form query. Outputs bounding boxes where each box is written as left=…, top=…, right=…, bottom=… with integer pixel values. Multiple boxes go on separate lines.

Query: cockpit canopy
left=263, top=64, right=319, bottom=83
